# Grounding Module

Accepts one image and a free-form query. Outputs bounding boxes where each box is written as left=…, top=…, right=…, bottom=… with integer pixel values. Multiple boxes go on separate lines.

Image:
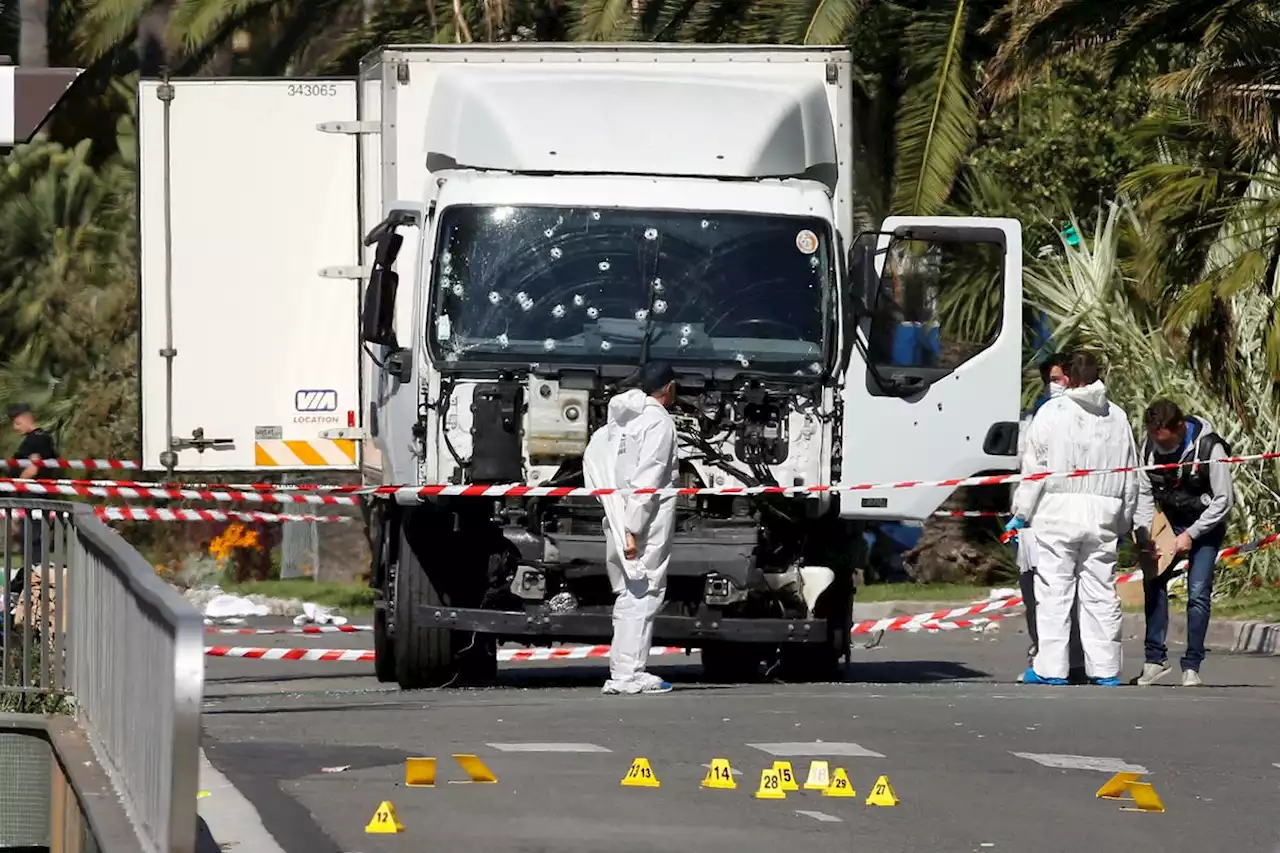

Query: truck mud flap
left=413, top=605, right=830, bottom=645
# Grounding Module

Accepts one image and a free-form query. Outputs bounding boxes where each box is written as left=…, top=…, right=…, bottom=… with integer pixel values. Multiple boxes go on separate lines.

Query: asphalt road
left=199, top=618, right=1280, bottom=853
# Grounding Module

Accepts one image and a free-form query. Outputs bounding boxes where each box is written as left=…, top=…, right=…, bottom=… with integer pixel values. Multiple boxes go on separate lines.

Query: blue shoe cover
left=1021, top=667, right=1068, bottom=685
left=1091, top=676, right=1122, bottom=687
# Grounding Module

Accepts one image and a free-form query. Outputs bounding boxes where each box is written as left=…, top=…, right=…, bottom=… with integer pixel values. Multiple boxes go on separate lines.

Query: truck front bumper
left=413, top=604, right=830, bottom=646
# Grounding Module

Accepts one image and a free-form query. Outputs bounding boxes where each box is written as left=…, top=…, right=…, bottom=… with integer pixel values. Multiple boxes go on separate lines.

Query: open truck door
left=838, top=216, right=1023, bottom=521
left=137, top=78, right=362, bottom=473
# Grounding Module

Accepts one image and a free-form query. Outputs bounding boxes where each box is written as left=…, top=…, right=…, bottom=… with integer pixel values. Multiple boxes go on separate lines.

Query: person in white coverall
left=1010, top=351, right=1138, bottom=686
left=1013, top=353, right=1085, bottom=682
left=583, top=361, right=680, bottom=695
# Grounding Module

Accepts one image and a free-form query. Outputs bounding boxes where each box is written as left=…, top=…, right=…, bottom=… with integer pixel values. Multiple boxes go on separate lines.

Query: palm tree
left=988, top=0, right=1280, bottom=404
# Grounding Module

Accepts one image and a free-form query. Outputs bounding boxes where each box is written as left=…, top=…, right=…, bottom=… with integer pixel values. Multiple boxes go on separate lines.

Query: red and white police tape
left=0, top=477, right=360, bottom=506
left=1, top=458, right=140, bottom=471
left=204, top=644, right=686, bottom=663
left=97, top=507, right=353, bottom=524
left=2, top=506, right=351, bottom=524
left=6, top=450, right=1279, bottom=504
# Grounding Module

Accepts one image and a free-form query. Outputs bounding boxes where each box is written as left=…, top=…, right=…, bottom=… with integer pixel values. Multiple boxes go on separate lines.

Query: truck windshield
left=428, top=205, right=833, bottom=374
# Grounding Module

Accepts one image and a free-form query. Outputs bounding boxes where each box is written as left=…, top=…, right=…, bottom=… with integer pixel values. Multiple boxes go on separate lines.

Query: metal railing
left=1, top=497, right=203, bottom=853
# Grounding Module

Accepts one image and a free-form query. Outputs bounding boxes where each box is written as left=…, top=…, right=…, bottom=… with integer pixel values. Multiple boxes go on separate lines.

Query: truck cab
left=136, top=44, right=1023, bottom=689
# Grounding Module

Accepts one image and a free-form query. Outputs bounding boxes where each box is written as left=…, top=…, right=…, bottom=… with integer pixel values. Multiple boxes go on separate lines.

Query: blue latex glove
left=1003, top=516, right=1026, bottom=533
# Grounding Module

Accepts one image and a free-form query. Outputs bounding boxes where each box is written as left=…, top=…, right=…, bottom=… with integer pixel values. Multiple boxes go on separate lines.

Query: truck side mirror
left=848, top=242, right=880, bottom=314
left=361, top=267, right=399, bottom=346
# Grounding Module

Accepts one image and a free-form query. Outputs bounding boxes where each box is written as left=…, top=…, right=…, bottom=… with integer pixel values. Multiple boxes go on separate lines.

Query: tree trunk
left=902, top=484, right=1013, bottom=585
left=136, top=0, right=173, bottom=75
left=18, top=0, right=49, bottom=66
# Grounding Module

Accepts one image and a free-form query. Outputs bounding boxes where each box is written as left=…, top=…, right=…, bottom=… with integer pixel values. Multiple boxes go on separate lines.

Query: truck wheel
left=701, top=642, right=766, bottom=683
left=393, top=526, right=459, bottom=689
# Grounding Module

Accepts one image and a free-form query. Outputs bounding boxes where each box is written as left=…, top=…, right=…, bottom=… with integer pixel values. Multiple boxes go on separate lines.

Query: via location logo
left=295, top=389, right=338, bottom=412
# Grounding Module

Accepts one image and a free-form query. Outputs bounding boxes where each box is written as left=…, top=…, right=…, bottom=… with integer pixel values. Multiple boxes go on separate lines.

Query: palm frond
left=889, top=0, right=977, bottom=215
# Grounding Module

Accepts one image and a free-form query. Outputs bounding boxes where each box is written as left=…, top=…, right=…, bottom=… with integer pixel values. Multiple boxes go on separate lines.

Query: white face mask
left=1048, top=382, right=1067, bottom=398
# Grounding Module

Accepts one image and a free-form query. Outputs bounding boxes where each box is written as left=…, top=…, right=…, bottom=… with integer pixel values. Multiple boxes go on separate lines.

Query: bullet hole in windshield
left=653, top=299, right=668, bottom=315
left=497, top=333, right=510, bottom=348
left=652, top=278, right=664, bottom=293
left=591, top=211, right=601, bottom=221
left=550, top=247, right=562, bottom=260
left=573, top=294, right=585, bottom=307
left=700, top=219, right=710, bottom=229
left=735, top=353, right=750, bottom=367
left=517, top=292, right=534, bottom=311
left=600, top=340, right=613, bottom=352
left=598, top=260, right=611, bottom=272
left=587, top=307, right=600, bottom=319
left=543, top=338, right=557, bottom=352
left=544, top=228, right=555, bottom=238
left=679, top=336, right=690, bottom=348
left=644, top=228, right=658, bottom=241
left=681, top=324, right=693, bottom=336
left=451, top=283, right=464, bottom=297
left=551, top=304, right=566, bottom=319
left=634, top=309, right=649, bottom=323
left=488, top=291, right=502, bottom=305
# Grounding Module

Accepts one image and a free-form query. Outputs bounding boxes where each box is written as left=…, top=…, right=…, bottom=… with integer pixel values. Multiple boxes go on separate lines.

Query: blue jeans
left=1143, top=524, right=1225, bottom=671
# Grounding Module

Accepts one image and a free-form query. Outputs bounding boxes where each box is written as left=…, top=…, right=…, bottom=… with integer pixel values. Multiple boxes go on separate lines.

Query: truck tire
left=393, top=526, right=458, bottom=689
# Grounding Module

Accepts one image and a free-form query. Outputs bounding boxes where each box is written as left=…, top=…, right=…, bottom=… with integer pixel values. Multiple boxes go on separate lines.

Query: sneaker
left=1181, top=669, right=1203, bottom=687
left=634, top=673, right=673, bottom=694
left=601, top=679, right=641, bottom=695
left=1136, top=662, right=1172, bottom=686
left=601, top=674, right=673, bottom=695
left=1021, top=668, right=1068, bottom=685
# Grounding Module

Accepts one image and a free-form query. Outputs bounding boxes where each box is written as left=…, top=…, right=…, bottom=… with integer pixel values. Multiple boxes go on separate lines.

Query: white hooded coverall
left=582, top=388, right=679, bottom=691
left=1012, top=381, right=1138, bottom=680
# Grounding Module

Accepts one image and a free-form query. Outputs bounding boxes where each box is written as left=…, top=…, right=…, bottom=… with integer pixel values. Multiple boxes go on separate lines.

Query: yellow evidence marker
left=1118, top=782, right=1166, bottom=814
left=773, top=761, right=799, bottom=791
left=404, top=757, right=436, bottom=787
left=754, top=767, right=787, bottom=800
left=865, top=775, right=900, bottom=807
left=364, top=801, right=405, bottom=834
left=621, top=757, right=661, bottom=788
left=453, top=754, right=499, bottom=784
left=821, top=768, right=856, bottom=798
left=702, top=758, right=738, bottom=790
left=803, top=760, right=830, bottom=791
left=1095, top=771, right=1144, bottom=800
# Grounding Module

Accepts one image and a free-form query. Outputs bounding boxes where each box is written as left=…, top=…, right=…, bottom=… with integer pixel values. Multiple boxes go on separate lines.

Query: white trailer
left=137, top=45, right=1023, bottom=687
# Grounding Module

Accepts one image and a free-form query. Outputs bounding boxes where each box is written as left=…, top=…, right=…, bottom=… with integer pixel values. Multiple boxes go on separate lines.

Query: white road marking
left=795, top=810, right=843, bottom=823
left=747, top=742, right=886, bottom=758
left=1011, top=752, right=1148, bottom=774
left=485, top=742, right=612, bottom=753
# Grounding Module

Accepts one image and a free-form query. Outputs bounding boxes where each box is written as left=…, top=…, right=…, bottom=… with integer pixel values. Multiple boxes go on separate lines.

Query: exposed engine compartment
left=420, top=371, right=849, bottom=631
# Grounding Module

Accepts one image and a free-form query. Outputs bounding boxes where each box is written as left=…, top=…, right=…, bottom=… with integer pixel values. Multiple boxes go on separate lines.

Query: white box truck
left=137, top=44, right=1024, bottom=688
